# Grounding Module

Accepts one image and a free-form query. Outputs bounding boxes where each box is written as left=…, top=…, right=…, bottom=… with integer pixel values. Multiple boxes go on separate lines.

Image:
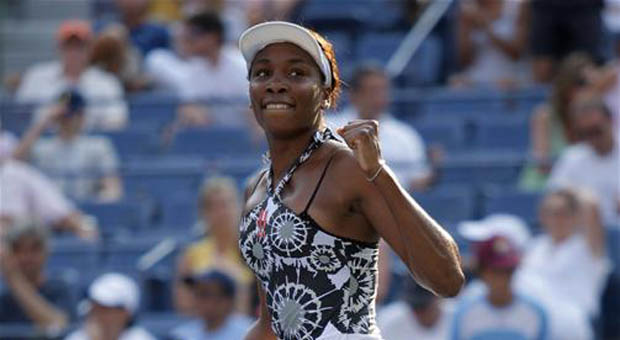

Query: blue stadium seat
left=414, top=188, right=474, bottom=224
left=47, top=238, right=100, bottom=273
left=168, top=127, right=265, bottom=159
left=299, top=0, right=369, bottom=32
left=158, top=195, right=197, bottom=230
left=102, top=130, right=157, bottom=157
left=123, top=156, right=205, bottom=202
left=0, top=102, right=35, bottom=135
left=356, top=34, right=442, bottom=85
left=440, top=152, right=524, bottom=186
left=481, top=188, right=542, bottom=227
left=127, top=92, right=179, bottom=130
left=411, top=120, right=465, bottom=150
left=357, top=33, right=406, bottom=65
left=79, top=200, right=153, bottom=235
left=470, top=118, right=529, bottom=152
left=322, top=31, right=354, bottom=64
left=102, top=238, right=180, bottom=273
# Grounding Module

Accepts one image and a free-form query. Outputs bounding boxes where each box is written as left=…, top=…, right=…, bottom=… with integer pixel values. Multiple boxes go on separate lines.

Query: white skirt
left=315, top=323, right=384, bottom=340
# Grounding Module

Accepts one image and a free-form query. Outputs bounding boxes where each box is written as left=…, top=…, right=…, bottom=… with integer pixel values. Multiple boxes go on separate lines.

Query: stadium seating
left=167, top=127, right=265, bottom=159
left=481, top=188, right=542, bottom=228
left=79, top=200, right=153, bottom=236
left=414, top=188, right=475, bottom=224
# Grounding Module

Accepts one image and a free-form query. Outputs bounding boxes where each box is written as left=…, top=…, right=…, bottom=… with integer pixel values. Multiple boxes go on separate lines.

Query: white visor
left=239, top=21, right=333, bottom=87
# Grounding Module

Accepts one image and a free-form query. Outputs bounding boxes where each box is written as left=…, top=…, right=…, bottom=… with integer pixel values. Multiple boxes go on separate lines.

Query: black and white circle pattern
left=270, top=211, right=309, bottom=254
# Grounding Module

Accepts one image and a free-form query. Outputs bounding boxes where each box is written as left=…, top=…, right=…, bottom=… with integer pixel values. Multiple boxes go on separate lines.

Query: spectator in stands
left=111, top=0, right=170, bottom=57
left=174, top=176, right=252, bottom=315
left=0, top=130, right=98, bottom=240
left=13, top=89, right=123, bottom=202
left=0, top=219, right=75, bottom=332
left=169, top=269, right=252, bottom=340
left=458, top=214, right=593, bottom=340
left=65, top=273, right=156, bottom=340
left=452, top=0, right=529, bottom=88
left=451, top=235, right=549, bottom=340
left=15, top=20, right=128, bottom=131
left=519, top=53, right=594, bottom=191
left=529, top=0, right=605, bottom=83
left=547, top=97, right=619, bottom=226
left=328, top=64, right=436, bottom=192
left=377, top=277, right=453, bottom=340
left=147, top=12, right=248, bottom=127
left=517, top=188, right=612, bottom=318
left=90, top=24, right=152, bottom=93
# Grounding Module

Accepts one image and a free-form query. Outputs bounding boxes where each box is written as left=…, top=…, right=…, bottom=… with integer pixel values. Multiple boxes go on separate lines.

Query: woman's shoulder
left=321, top=141, right=369, bottom=189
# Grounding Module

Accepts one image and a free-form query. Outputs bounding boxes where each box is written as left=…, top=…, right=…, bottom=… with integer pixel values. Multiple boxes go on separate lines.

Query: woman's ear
left=321, top=88, right=331, bottom=109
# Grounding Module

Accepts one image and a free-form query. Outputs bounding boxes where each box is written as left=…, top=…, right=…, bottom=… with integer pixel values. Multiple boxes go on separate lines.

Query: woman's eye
left=290, top=70, right=304, bottom=77
left=254, top=70, right=268, bottom=78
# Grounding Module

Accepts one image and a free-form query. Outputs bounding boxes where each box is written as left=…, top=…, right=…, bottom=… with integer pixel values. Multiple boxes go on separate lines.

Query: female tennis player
left=238, top=21, right=464, bottom=340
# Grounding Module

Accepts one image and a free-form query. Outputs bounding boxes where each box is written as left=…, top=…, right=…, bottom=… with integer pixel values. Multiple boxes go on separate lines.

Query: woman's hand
left=337, top=120, right=385, bottom=179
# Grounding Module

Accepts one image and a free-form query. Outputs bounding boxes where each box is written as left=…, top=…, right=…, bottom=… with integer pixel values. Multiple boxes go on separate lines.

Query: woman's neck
left=267, top=128, right=317, bottom=185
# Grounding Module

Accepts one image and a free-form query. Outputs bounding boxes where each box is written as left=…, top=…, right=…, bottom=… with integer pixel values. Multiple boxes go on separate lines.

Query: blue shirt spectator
left=169, top=269, right=252, bottom=340
left=128, top=22, right=170, bottom=56
left=451, top=293, right=548, bottom=340
left=169, top=315, right=252, bottom=340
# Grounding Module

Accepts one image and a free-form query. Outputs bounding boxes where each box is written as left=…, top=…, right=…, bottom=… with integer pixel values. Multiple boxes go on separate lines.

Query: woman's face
left=201, top=188, right=239, bottom=229
left=248, top=43, right=326, bottom=138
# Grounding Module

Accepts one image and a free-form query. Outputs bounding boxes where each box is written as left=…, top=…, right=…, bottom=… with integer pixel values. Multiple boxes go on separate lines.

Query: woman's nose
left=266, top=77, right=289, bottom=93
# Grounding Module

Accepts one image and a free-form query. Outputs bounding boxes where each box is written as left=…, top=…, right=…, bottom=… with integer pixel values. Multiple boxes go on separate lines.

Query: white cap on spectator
left=88, top=273, right=139, bottom=314
left=239, top=21, right=333, bottom=87
left=458, top=214, right=531, bottom=250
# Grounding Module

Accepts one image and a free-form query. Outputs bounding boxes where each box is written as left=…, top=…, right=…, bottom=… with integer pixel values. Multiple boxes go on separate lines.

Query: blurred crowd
left=1, top=0, right=619, bottom=339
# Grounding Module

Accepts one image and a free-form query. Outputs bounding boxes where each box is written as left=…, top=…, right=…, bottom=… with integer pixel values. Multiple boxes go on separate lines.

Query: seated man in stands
left=146, top=12, right=249, bottom=128
left=169, top=269, right=252, bottom=340
left=452, top=234, right=550, bottom=339
left=516, top=188, right=611, bottom=319
left=547, top=97, right=619, bottom=226
left=378, top=277, right=454, bottom=339
left=0, top=219, right=75, bottom=332
left=65, top=273, right=156, bottom=340
left=328, top=64, right=437, bottom=192
left=15, top=20, right=128, bottom=131
left=14, top=89, right=123, bottom=202
left=109, top=0, right=171, bottom=57
left=0, top=129, right=98, bottom=240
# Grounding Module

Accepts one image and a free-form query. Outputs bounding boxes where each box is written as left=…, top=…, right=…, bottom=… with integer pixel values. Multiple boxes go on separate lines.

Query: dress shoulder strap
left=303, top=152, right=338, bottom=214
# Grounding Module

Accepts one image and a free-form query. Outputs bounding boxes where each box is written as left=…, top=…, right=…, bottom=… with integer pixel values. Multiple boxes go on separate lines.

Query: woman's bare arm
left=337, top=121, right=465, bottom=297
left=245, top=283, right=277, bottom=340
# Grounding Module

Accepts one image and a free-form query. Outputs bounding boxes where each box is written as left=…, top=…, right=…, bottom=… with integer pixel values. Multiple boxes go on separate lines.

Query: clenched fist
left=337, top=120, right=385, bottom=179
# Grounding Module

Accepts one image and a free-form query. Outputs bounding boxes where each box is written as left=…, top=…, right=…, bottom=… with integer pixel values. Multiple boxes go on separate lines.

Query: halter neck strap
left=266, top=128, right=336, bottom=199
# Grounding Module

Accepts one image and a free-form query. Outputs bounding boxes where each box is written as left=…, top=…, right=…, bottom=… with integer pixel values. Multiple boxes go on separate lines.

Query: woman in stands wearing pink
left=237, top=21, right=464, bottom=340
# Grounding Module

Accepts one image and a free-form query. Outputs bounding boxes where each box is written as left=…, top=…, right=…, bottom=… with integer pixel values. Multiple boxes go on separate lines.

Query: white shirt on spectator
left=0, top=159, right=74, bottom=225
left=516, top=233, right=612, bottom=317
left=32, top=136, right=120, bottom=200
left=65, top=326, right=156, bottom=340
left=547, top=142, right=620, bottom=226
left=459, top=278, right=592, bottom=340
left=15, top=61, right=128, bottom=131
left=377, top=301, right=452, bottom=340
left=451, top=293, right=549, bottom=340
left=145, top=45, right=248, bottom=126
left=463, top=0, right=530, bottom=86
left=328, top=109, right=430, bottom=187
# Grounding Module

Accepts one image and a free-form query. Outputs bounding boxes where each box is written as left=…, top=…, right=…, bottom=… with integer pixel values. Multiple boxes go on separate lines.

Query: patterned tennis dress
left=239, top=129, right=383, bottom=340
